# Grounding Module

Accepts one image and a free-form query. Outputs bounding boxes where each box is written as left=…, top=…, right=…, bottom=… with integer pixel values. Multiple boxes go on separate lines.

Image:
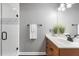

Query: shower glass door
left=0, top=3, right=1, bottom=56
left=0, top=3, right=19, bottom=56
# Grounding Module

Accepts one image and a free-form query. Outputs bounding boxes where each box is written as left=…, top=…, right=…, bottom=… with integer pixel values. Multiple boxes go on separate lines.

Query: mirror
left=57, top=3, right=79, bottom=36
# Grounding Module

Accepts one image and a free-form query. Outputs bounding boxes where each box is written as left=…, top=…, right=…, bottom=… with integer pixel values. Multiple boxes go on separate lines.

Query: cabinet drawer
left=60, top=48, right=79, bottom=56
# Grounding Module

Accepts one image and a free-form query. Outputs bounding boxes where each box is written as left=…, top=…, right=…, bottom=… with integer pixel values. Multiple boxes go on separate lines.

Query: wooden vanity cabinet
left=46, top=36, right=79, bottom=56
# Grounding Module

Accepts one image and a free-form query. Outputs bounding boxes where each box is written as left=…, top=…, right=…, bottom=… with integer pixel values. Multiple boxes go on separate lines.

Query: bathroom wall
left=58, top=3, right=79, bottom=36
left=20, top=3, right=59, bottom=52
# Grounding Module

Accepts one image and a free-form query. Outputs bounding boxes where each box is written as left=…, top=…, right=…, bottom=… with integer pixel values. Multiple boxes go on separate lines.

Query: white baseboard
left=18, top=52, right=46, bottom=55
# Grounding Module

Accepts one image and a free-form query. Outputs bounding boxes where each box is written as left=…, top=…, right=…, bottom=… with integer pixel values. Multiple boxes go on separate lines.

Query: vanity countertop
left=46, top=33, right=79, bottom=48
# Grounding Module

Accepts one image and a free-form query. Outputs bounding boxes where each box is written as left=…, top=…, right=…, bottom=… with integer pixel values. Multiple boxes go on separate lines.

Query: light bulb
left=58, top=7, right=62, bottom=11
left=61, top=7, right=66, bottom=11
left=60, top=3, right=65, bottom=8
left=66, top=4, right=72, bottom=8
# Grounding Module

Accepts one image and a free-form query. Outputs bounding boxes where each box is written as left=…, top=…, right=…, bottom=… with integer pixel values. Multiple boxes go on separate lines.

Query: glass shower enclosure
left=0, top=3, right=19, bottom=56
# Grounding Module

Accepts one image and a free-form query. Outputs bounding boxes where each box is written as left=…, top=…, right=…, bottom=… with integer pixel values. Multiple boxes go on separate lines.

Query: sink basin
left=54, top=37, right=79, bottom=47
left=73, top=37, right=79, bottom=42
left=70, top=42, right=79, bottom=45
left=70, top=42, right=79, bottom=47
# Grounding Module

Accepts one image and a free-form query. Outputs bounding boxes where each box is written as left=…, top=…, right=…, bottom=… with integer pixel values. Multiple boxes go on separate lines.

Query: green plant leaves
left=52, top=25, right=58, bottom=34
left=59, top=25, right=65, bottom=34
left=52, top=24, right=65, bottom=34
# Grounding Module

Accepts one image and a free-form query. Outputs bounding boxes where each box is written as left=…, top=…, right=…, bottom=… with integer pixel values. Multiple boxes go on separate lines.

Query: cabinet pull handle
left=50, top=48, right=54, bottom=51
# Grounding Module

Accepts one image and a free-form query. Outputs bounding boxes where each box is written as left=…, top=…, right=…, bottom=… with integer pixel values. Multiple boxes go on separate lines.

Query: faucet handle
left=65, top=34, right=71, bottom=37
left=64, top=33, right=70, bottom=37
left=74, top=34, right=79, bottom=37
left=74, top=35, right=77, bottom=37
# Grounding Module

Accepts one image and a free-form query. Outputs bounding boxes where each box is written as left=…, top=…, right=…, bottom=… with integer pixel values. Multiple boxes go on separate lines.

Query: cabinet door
left=46, top=38, right=59, bottom=56
left=47, top=44, right=55, bottom=56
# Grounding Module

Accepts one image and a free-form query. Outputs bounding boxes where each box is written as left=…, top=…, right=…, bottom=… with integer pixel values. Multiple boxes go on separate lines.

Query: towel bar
left=27, top=24, right=42, bottom=26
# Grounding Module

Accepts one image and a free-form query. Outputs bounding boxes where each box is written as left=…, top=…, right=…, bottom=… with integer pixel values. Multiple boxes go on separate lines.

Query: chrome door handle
left=1, top=31, right=7, bottom=40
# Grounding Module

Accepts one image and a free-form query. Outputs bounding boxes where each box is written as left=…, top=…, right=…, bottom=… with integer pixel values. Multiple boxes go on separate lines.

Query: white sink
left=73, top=37, right=79, bottom=42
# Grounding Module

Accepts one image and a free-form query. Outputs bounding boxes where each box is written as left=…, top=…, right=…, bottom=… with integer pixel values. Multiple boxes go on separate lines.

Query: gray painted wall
left=20, top=3, right=59, bottom=52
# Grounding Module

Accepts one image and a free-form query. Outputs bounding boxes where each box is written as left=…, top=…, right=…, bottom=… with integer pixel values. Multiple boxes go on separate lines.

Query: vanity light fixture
left=58, top=3, right=66, bottom=11
left=58, top=3, right=75, bottom=11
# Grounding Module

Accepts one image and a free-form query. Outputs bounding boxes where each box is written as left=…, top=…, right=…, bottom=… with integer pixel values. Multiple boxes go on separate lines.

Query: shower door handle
left=1, top=31, right=7, bottom=40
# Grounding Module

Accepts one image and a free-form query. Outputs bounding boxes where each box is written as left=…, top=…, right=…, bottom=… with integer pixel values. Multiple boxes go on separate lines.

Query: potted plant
left=59, top=25, right=65, bottom=34
left=52, top=24, right=65, bottom=36
left=52, top=25, right=59, bottom=36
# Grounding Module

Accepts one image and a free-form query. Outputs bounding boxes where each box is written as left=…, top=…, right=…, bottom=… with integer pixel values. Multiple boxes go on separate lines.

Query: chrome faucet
left=65, top=34, right=79, bottom=42
left=65, top=34, right=73, bottom=42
